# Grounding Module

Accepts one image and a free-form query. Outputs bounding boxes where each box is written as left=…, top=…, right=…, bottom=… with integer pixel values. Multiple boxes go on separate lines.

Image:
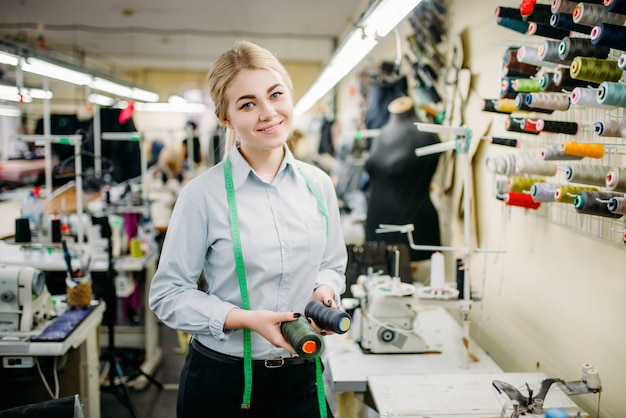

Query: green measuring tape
left=224, top=156, right=328, bottom=417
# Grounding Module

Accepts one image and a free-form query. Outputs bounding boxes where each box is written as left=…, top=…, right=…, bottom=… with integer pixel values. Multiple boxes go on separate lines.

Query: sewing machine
left=351, top=271, right=432, bottom=353
left=0, top=264, right=56, bottom=332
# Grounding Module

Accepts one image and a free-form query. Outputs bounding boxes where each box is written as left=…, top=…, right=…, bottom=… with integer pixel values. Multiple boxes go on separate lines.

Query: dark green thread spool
left=280, top=316, right=323, bottom=358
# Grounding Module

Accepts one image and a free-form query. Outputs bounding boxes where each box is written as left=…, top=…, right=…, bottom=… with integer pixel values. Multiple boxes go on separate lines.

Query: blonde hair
left=207, top=40, right=295, bottom=159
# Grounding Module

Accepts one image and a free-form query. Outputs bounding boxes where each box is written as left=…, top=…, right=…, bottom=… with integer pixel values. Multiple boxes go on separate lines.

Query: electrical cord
left=35, top=356, right=60, bottom=400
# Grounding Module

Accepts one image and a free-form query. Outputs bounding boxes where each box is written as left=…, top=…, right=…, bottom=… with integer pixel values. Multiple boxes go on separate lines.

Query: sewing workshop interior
left=0, top=0, right=624, bottom=417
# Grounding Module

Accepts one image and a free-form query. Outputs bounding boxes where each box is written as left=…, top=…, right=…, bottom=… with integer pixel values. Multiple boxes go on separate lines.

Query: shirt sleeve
left=148, top=183, right=236, bottom=340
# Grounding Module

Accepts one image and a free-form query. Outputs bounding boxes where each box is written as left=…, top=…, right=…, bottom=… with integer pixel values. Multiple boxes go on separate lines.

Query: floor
left=100, top=324, right=183, bottom=418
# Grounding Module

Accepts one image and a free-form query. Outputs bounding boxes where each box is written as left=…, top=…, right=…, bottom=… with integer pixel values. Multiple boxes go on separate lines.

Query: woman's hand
left=308, top=285, right=336, bottom=335
left=225, top=308, right=300, bottom=355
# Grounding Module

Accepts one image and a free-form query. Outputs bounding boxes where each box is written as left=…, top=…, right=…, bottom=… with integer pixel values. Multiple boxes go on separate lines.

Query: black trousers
left=177, top=341, right=334, bottom=418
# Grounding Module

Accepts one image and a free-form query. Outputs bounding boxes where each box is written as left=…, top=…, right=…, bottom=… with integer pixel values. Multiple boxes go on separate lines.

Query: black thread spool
left=590, top=23, right=626, bottom=51
left=304, top=300, right=351, bottom=334
left=14, top=217, right=31, bottom=243
left=537, top=119, right=579, bottom=135
left=605, top=0, right=626, bottom=15
left=51, top=218, right=62, bottom=243
left=494, top=6, right=523, bottom=21
left=527, top=22, right=570, bottom=40
left=481, top=99, right=505, bottom=114
left=486, top=137, right=519, bottom=148
left=573, top=191, right=624, bottom=218
left=559, top=37, right=610, bottom=62
left=550, top=13, right=593, bottom=35
left=280, top=316, right=323, bottom=358
left=539, top=73, right=560, bottom=92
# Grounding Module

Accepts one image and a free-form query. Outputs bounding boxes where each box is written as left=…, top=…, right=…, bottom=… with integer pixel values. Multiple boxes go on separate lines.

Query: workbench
left=367, top=373, right=589, bottom=417
left=0, top=301, right=106, bottom=418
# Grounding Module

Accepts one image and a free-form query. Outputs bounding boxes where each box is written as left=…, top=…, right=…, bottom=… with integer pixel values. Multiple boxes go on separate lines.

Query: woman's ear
left=222, top=119, right=232, bottom=129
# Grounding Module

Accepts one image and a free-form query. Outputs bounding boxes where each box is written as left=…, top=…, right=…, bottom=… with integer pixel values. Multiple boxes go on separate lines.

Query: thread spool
left=496, top=99, right=519, bottom=113
left=561, top=141, right=605, bottom=158
left=607, top=196, right=626, bottom=215
left=586, top=369, right=602, bottom=390
left=551, top=0, right=577, bottom=14
left=573, top=2, right=626, bottom=25
left=508, top=176, right=545, bottom=193
left=497, top=17, right=530, bottom=35
left=550, top=12, right=593, bottom=35
left=590, top=22, right=626, bottom=51
left=505, top=117, right=541, bottom=135
left=129, top=237, right=143, bottom=258
left=527, top=22, right=571, bottom=40
left=606, top=167, right=626, bottom=192
left=538, top=40, right=570, bottom=65
left=570, top=57, right=623, bottom=84
left=523, top=3, right=553, bottom=24
left=581, top=363, right=594, bottom=382
left=530, top=182, right=559, bottom=202
left=565, top=164, right=612, bottom=186
left=571, top=87, right=616, bottom=109
left=280, top=316, right=323, bottom=358
left=516, top=160, right=558, bottom=176
left=500, top=77, right=518, bottom=99
left=536, top=119, right=579, bottom=135
left=559, top=37, right=610, bottom=62
left=573, top=190, right=623, bottom=218
left=605, top=0, right=626, bottom=15
left=555, top=185, right=599, bottom=203
left=51, top=217, right=62, bottom=243
left=593, top=119, right=626, bottom=137
left=481, top=98, right=503, bottom=113
left=485, top=136, right=519, bottom=147
left=429, top=252, right=445, bottom=290
left=554, top=67, right=598, bottom=89
left=515, top=93, right=555, bottom=113
left=503, top=48, right=540, bottom=75
left=520, top=118, right=542, bottom=133
left=516, top=46, right=546, bottom=67
left=304, top=300, right=351, bottom=334
left=505, top=192, right=541, bottom=209
left=494, top=6, right=524, bottom=21
left=539, top=72, right=560, bottom=92
left=541, top=145, right=584, bottom=160
left=513, top=78, right=542, bottom=92
left=619, top=53, right=626, bottom=71
left=525, top=92, right=571, bottom=111
left=597, top=81, right=626, bottom=108
left=14, top=217, right=31, bottom=243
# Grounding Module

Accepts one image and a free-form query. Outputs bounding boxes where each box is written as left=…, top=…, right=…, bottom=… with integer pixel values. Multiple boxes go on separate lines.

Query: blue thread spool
left=590, top=23, right=626, bottom=51
left=305, top=300, right=351, bottom=334
left=597, top=81, right=626, bottom=108
left=605, top=0, right=626, bottom=15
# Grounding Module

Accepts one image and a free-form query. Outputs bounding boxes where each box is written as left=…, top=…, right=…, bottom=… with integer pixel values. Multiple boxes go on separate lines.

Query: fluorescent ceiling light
left=131, top=88, right=159, bottom=103
left=363, top=0, right=423, bottom=38
left=21, top=57, right=93, bottom=85
left=92, top=77, right=133, bottom=97
left=0, top=51, right=19, bottom=66
left=294, top=0, right=422, bottom=116
left=88, top=93, right=116, bottom=106
left=0, top=84, right=52, bottom=102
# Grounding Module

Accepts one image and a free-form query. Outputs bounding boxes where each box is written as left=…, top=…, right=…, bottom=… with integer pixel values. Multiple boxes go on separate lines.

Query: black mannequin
left=364, top=96, right=442, bottom=263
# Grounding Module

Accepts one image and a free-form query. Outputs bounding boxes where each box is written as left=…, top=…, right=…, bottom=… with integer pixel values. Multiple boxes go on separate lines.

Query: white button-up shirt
left=149, top=145, right=347, bottom=359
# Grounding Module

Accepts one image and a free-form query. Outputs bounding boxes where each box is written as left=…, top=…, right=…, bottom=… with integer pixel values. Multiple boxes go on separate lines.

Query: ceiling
left=0, top=0, right=370, bottom=76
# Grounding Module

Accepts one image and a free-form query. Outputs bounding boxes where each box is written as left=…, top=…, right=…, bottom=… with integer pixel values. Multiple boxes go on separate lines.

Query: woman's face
left=223, top=68, right=293, bottom=153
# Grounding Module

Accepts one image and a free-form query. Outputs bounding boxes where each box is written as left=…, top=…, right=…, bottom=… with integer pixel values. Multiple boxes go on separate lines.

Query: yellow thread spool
left=507, top=176, right=545, bottom=193
left=497, top=99, right=518, bottom=113
left=554, top=185, right=599, bottom=203
left=560, top=141, right=605, bottom=159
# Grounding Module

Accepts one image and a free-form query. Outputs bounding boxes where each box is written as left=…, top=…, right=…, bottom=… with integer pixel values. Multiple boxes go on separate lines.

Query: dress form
left=364, top=96, right=442, bottom=263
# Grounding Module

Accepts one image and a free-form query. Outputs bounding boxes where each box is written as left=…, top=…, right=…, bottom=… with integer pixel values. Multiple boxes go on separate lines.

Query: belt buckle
left=264, top=357, right=285, bottom=368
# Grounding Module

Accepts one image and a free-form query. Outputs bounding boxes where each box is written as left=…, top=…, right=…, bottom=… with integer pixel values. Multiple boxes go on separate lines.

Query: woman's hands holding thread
left=225, top=308, right=300, bottom=355
left=308, top=285, right=336, bottom=335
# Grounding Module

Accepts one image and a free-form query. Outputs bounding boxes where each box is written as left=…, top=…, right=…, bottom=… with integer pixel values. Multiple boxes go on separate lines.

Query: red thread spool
left=505, top=192, right=541, bottom=209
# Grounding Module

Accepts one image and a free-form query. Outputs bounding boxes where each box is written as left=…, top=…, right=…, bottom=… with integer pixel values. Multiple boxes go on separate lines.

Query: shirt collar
left=227, top=144, right=298, bottom=189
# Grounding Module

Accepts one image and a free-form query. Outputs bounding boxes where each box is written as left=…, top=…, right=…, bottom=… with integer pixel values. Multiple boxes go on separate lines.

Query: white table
left=325, top=306, right=503, bottom=394
left=367, top=373, right=590, bottom=417
left=0, top=301, right=105, bottom=418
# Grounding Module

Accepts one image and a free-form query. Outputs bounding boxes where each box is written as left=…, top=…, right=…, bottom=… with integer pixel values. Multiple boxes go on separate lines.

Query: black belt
left=191, top=339, right=316, bottom=368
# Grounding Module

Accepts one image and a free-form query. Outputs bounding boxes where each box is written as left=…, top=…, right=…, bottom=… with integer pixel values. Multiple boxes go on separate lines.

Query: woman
left=149, top=40, right=347, bottom=418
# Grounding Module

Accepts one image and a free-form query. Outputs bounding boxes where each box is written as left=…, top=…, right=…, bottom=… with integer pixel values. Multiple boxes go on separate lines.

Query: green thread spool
left=280, top=316, right=323, bottom=359
left=513, top=78, right=542, bottom=92
left=570, top=57, right=623, bottom=84
left=597, top=81, right=626, bottom=108
left=507, top=176, right=545, bottom=193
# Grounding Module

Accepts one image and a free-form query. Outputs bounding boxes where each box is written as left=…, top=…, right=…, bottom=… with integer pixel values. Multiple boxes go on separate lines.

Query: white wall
left=334, top=1, right=625, bottom=416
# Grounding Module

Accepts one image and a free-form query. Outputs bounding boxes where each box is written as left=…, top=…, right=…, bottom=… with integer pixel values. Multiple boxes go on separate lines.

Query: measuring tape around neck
left=224, top=156, right=328, bottom=417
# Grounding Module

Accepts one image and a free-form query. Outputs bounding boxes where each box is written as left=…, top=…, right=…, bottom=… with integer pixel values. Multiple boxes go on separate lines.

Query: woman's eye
left=271, top=91, right=283, bottom=100
left=240, top=102, right=254, bottom=110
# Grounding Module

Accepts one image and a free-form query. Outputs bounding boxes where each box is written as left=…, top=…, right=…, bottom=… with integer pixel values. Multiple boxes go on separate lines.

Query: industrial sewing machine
left=0, top=264, right=56, bottom=332
left=351, top=270, right=433, bottom=354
